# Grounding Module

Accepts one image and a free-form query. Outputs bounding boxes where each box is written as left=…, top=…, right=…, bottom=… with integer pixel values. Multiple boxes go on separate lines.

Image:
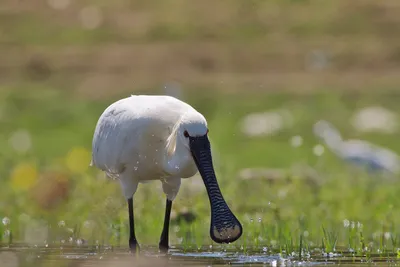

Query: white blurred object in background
left=351, top=106, right=398, bottom=134
left=313, top=120, right=400, bottom=174
left=290, top=135, right=303, bottom=148
left=8, top=129, right=32, bottom=154
left=240, top=109, right=293, bottom=137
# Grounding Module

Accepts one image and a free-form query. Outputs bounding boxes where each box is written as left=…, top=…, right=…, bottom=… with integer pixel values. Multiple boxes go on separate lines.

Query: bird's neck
left=163, top=138, right=193, bottom=177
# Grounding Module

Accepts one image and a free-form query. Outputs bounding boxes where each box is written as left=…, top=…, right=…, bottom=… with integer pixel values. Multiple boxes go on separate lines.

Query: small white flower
left=2, top=217, right=10, bottom=226
left=384, top=232, right=391, bottom=240
left=313, top=144, right=325, bottom=156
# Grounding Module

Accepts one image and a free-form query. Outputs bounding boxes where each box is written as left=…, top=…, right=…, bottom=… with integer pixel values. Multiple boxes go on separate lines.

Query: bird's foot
left=129, top=239, right=140, bottom=255
left=158, top=242, right=169, bottom=253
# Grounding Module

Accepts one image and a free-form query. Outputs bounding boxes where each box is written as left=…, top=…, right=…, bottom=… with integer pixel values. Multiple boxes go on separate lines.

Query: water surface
left=0, top=244, right=398, bottom=267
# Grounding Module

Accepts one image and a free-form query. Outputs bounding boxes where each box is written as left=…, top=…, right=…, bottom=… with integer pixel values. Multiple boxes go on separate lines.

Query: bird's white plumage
left=91, top=95, right=208, bottom=200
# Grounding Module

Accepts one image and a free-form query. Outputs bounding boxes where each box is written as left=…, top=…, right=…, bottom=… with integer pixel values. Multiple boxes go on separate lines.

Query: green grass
left=1, top=85, right=400, bottom=259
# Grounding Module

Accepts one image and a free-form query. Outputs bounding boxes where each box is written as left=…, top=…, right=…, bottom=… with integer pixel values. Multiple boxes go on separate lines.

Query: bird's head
left=166, top=111, right=243, bottom=244
left=179, top=113, right=209, bottom=149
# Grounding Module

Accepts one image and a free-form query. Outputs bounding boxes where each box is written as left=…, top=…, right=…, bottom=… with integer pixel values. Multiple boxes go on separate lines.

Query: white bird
left=90, top=95, right=242, bottom=253
left=313, top=120, right=400, bottom=174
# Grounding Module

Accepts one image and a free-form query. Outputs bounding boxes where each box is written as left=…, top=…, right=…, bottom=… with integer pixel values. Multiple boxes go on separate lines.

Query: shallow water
left=0, top=245, right=399, bottom=267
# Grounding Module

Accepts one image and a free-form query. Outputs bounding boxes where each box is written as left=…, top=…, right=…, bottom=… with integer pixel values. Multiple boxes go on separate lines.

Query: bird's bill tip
left=210, top=222, right=243, bottom=244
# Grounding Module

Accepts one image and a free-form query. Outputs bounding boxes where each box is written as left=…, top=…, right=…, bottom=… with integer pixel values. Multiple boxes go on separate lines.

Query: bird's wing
left=91, top=95, right=196, bottom=178
left=91, top=106, right=148, bottom=178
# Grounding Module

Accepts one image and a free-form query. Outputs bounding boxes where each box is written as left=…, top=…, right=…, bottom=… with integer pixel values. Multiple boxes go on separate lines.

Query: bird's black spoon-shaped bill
left=189, top=135, right=243, bottom=244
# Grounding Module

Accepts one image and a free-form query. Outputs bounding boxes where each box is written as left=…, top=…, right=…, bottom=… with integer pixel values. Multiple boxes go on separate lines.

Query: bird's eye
left=184, top=130, right=189, bottom=138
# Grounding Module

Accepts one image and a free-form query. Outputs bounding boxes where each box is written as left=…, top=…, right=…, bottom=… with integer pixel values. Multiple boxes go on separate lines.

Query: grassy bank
left=0, top=86, right=400, bottom=257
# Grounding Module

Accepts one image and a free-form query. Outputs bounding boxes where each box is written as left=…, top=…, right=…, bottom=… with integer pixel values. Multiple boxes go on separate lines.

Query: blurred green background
left=1, top=0, right=400, bottom=255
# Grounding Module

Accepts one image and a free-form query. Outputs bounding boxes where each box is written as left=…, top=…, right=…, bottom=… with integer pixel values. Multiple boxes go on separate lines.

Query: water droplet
left=209, top=245, right=213, bottom=249
left=2, top=217, right=10, bottom=226
left=258, top=218, right=262, bottom=223
left=134, top=166, right=138, bottom=171
left=250, top=218, right=253, bottom=223
left=263, top=247, right=267, bottom=252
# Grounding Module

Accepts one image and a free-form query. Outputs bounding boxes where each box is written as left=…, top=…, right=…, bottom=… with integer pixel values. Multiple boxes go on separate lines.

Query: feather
left=165, top=116, right=183, bottom=157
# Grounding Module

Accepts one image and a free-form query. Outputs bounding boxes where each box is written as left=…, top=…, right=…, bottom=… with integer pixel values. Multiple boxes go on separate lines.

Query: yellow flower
left=65, top=147, right=91, bottom=174
left=10, top=162, right=38, bottom=191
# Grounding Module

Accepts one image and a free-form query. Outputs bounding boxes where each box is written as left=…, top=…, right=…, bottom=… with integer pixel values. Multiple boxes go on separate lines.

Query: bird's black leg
left=159, top=199, right=172, bottom=253
left=128, top=197, right=139, bottom=253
